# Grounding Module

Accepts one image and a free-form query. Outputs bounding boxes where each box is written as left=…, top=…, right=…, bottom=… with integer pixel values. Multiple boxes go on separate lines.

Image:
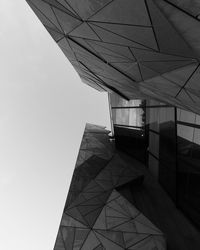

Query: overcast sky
left=0, top=1, right=111, bottom=249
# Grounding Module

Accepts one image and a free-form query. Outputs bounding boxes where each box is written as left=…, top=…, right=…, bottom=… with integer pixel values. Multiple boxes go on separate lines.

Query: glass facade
left=109, top=93, right=146, bottom=163
left=142, top=100, right=200, bottom=228
left=110, top=93, right=144, bottom=129
left=177, top=109, right=200, bottom=228
left=146, top=102, right=177, bottom=201
left=110, top=93, right=200, bottom=229
left=25, top=0, right=200, bottom=248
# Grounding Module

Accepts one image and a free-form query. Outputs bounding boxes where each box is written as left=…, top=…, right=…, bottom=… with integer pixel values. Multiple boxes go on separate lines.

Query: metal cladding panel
left=26, top=0, right=200, bottom=113
left=53, top=124, right=166, bottom=250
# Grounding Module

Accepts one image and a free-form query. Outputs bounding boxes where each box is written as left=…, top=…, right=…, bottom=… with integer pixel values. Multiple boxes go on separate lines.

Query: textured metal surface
left=53, top=124, right=166, bottom=250
left=26, top=0, right=200, bottom=114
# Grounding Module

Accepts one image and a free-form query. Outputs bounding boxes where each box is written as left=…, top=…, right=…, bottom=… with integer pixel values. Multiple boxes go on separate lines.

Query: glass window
left=178, top=109, right=196, bottom=123
left=110, top=93, right=141, bottom=107
left=112, top=108, right=144, bottom=127
left=177, top=124, right=194, bottom=142
left=149, top=132, right=159, bottom=158
left=148, top=154, right=159, bottom=180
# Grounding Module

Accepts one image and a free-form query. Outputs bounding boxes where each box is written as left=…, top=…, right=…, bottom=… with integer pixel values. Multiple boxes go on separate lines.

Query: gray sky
left=0, top=1, right=111, bottom=249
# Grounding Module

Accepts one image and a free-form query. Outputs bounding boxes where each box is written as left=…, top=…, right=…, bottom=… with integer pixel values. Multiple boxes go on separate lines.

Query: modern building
left=53, top=124, right=167, bottom=250
left=25, top=1, right=200, bottom=249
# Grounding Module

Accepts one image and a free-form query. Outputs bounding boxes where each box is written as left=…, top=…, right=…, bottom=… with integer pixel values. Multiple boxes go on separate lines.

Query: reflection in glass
left=112, top=108, right=144, bottom=128
left=177, top=121, right=200, bottom=228
left=148, top=154, right=159, bottom=179
left=110, top=92, right=141, bottom=107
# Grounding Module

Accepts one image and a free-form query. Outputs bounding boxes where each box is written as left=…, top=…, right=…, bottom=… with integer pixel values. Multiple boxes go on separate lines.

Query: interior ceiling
left=26, top=0, right=200, bottom=113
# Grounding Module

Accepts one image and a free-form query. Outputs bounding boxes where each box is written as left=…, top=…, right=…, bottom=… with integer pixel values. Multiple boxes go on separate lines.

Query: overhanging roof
left=26, top=0, right=200, bottom=113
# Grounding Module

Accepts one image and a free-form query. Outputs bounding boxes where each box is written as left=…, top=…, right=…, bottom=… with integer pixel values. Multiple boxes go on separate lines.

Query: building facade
left=53, top=122, right=200, bottom=250
left=54, top=124, right=166, bottom=250
left=109, top=92, right=200, bottom=232
left=26, top=0, right=200, bottom=113
left=25, top=1, right=200, bottom=249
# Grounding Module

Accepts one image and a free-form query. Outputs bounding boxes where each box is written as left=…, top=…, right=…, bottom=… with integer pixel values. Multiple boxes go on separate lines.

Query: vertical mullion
left=174, top=107, right=178, bottom=207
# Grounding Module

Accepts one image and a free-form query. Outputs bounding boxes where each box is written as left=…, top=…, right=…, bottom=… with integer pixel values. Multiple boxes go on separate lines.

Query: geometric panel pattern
left=53, top=124, right=166, bottom=249
left=26, top=0, right=200, bottom=114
